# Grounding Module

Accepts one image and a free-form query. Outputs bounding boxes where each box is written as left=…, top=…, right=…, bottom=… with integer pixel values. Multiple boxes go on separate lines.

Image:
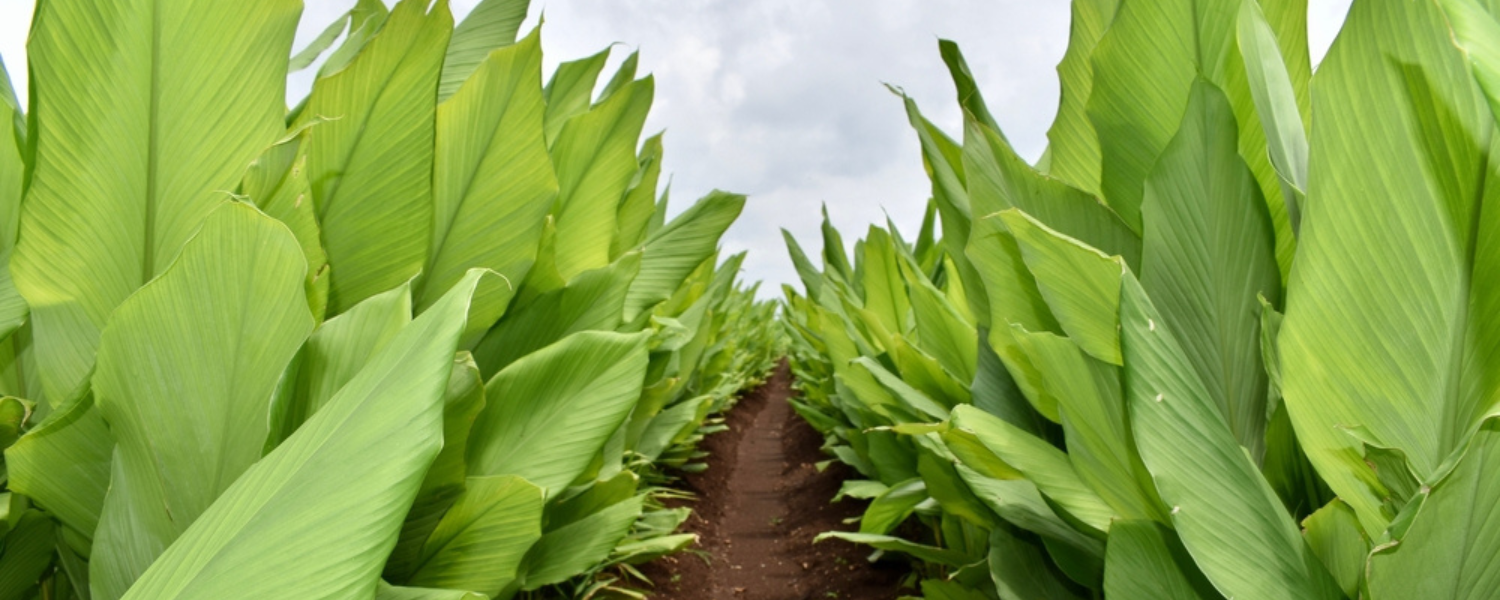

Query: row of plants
left=782, top=0, right=1500, bottom=597
left=0, top=0, right=778, bottom=598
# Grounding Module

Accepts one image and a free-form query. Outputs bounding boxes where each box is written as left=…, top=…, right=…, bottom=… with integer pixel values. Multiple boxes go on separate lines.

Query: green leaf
left=293, top=0, right=451, bottom=314
left=466, top=331, right=649, bottom=495
left=1102, top=520, right=1220, bottom=600
left=4, top=388, right=110, bottom=550
left=0, top=56, right=24, bottom=344
left=550, top=77, right=654, bottom=280
left=422, top=28, right=555, bottom=325
left=1237, top=0, right=1309, bottom=233
left=91, top=203, right=314, bottom=599
left=1138, top=80, right=1280, bottom=458
left=1367, top=416, right=1500, bottom=598
left=439, top=0, right=531, bottom=102
left=998, top=208, right=1123, bottom=366
left=624, top=191, right=745, bottom=322
left=903, top=261, right=979, bottom=383
left=470, top=253, right=640, bottom=377
left=405, top=475, right=544, bottom=596
left=814, top=532, right=973, bottom=567
left=13, top=0, right=301, bottom=402
left=519, top=495, right=644, bottom=589
left=242, top=130, right=331, bottom=321
left=987, top=525, right=1091, bottom=600
left=1120, top=274, right=1340, bottom=599
left=1439, top=0, right=1500, bottom=125
left=1302, top=500, right=1368, bottom=599
left=1010, top=329, right=1164, bottom=522
left=860, top=478, right=927, bottom=535
left=950, top=405, right=1113, bottom=533
left=542, top=48, right=611, bottom=145
left=613, top=134, right=666, bottom=259
left=1042, top=0, right=1116, bottom=196
left=962, top=113, right=1140, bottom=270
left=116, top=269, right=486, bottom=600
left=377, top=581, right=488, bottom=600
left=270, top=281, right=411, bottom=447
left=0, top=511, right=57, bottom=600
left=386, top=353, right=489, bottom=581
left=1278, top=0, right=1500, bottom=533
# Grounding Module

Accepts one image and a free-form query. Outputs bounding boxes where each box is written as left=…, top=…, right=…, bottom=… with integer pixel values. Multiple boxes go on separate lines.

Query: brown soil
left=638, top=361, right=911, bottom=599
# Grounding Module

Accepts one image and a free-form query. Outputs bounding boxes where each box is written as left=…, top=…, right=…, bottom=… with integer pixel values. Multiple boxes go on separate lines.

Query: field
left=3, top=0, right=1500, bottom=599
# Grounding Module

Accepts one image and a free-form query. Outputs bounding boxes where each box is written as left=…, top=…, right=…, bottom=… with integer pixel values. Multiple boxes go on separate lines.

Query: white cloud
left=0, top=0, right=1353, bottom=295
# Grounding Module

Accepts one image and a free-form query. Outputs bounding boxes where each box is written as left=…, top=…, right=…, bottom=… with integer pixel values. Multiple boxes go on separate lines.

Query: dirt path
left=640, top=361, right=908, bottom=599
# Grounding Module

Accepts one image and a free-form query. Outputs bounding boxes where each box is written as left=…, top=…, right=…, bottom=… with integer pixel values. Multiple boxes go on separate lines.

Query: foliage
left=0, top=0, right=778, bottom=598
left=782, top=0, right=1500, bottom=597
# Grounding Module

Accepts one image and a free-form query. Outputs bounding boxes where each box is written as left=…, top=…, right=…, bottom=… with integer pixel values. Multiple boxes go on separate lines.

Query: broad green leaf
left=819, top=205, right=855, bottom=281
left=623, top=191, right=745, bottom=322
left=970, top=329, right=1053, bottom=438
left=1367, top=416, right=1500, bottom=598
left=117, top=270, right=485, bottom=600
left=312, top=0, right=391, bottom=80
left=1302, top=500, right=1367, bottom=599
left=900, top=95, right=989, bottom=323
left=542, top=48, right=611, bottom=145
left=386, top=353, right=489, bottom=581
left=1011, top=329, right=1164, bottom=522
left=962, top=114, right=1139, bottom=270
left=998, top=208, right=1123, bottom=365
left=1279, top=0, right=1500, bottom=533
left=421, top=29, right=555, bottom=324
left=467, top=331, right=649, bottom=494
left=551, top=77, right=654, bottom=280
left=269, top=281, right=411, bottom=446
left=293, top=0, right=451, bottom=314
left=597, top=51, right=641, bottom=103
left=987, top=525, right=1091, bottom=600
left=903, top=262, right=978, bottom=382
left=471, top=252, right=640, bottom=377
left=377, top=581, right=488, bottom=600
left=289, top=10, right=354, bottom=72
left=0, top=396, right=29, bottom=450
left=4, top=388, right=110, bottom=550
left=13, top=0, right=300, bottom=403
left=887, top=334, right=971, bottom=409
left=950, top=405, right=1113, bottom=533
left=406, top=475, right=544, bottom=596
left=0, top=56, right=24, bottom=343
left=853, top=357, right=950, bottom=420
left=613, top=134, right=666, bottom=259
left=439, top=0, right=531, bottom=102
left=1237, top=0, right=1309, bottom=233
left=1439, top=0, right=1500, bottom=124
left=1139, top=80, right=1280, bottom=459
left=91, top=203, right=314, bottom=599
left=860, top=227, right=910, bottom=340
left=519, top=495, right=643, bottom=589
left=0, top=511, right=56, bottom=600
left=951, top=463, right=1105, bottom=568
left=242, top=131, right=331, bottom=321
left=814, top=532, right=973, bottom=567
left=1120, top=274, right=1340, bottom=600
left=966, top=214, right=1062, bottom=418
left=1043, top=0, right=1116, bottom=195
left=860, top=478, right=927, bottom=535
left=1102, top=520, right=1220, bottom=600
left=937, top=40, right=1000, bottom=133
left=634, top=396, right=712, bottom=462
left=1087, top=0, right=1297, bottom=275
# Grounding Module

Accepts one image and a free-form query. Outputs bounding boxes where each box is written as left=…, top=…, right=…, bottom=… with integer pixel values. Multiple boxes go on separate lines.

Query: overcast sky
left=0, top=0, right=1353, bottom=295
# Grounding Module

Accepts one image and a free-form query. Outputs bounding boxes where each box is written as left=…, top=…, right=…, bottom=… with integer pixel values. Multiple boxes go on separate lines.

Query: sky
left=0, top=0, right=1354, bottom=296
